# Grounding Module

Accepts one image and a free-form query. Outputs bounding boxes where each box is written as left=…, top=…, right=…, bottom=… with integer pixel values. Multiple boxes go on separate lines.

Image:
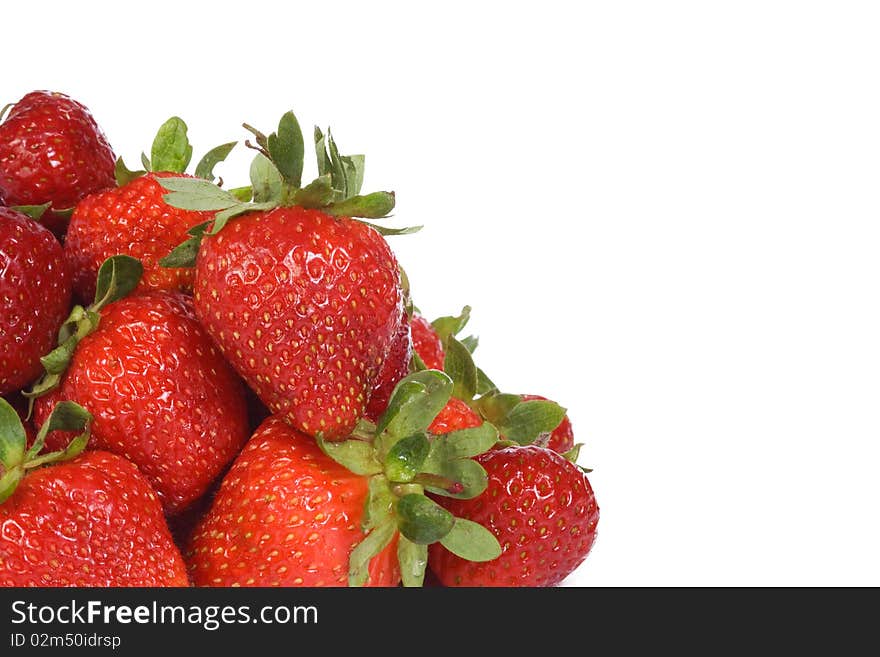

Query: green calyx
left=157, top=109, right=419, bottom=269
left=115, top=116, right=237, bottom=186
left=0, top=399, right=92, bottom=504
left=25, top=255, right=143, bottom=403
left=317, top=370, right=502, bottom=587
left=412, top=305, right=569, bottom=445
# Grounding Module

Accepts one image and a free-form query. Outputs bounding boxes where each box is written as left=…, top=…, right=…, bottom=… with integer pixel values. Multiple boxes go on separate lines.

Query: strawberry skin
left=194, top=206, right=403, bottom=440
left=429, top=445, right=599, bottom=586
left=428, top=397, right=482, bottom=434
left=188, top=415, right=400, bottom=587
left=364, top=307, right=412, bottom=422
left=0, top=91, right=115, bottom=235
left=65, top=172, right=213, bottom=302
left=520, top=394, right=575, bottom=454
left=0, top=208, right=72, bottom=395
left=411, top=313, right=445, bottom=370
left=0, top=450, right=188, bottom=586
left=34, top=291, right=249, bottom=515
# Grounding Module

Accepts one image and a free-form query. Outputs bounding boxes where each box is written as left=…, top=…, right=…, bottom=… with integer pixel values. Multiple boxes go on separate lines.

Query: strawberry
left=429, top=444, right=599, bottom=587
left=411, top=313, right=445, bottom=370
left=364, top=306, right=413, bottom=422
left=0, top=91, right=115, bottom=235
left=188, top=415, right=400, bottom=587
left=519, top=394, right=574, bottom=454
left=30, top=257, right=249, bottom=515
left=65, top=117, right=236, bottom=301
left=0, top=207, right=72, bottom=395
left=0, top=399, right=188, bottom=586
left=159, top=112, right=417, bottom=440
left=428, top=397, right=482, bottom=434
left=190, top=370, right=503, bottom=587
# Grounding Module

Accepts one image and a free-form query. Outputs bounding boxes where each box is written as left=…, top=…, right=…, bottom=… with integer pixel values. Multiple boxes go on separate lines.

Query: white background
left=5, top=1, right=879, bottom=586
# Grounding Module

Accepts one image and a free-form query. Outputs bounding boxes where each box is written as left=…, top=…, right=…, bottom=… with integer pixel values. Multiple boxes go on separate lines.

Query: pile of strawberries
left=0, top=91, right=599, bottom=587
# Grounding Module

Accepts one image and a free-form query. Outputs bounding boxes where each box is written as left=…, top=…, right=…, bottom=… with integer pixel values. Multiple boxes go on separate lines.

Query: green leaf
left=317, top=437, right=383, bottom=476
left=385, top=433, right=430, bottom=483
left=0, top=398, right=26, bottom=469
left=422, top=457, right=488, bottom=500
left=267, top=111, right=304, bottom=187
left=397, top=536, right=428, bottom=587
left=358, top=221, right=422, bottom=237
left=432, top=306, right=471, bottom=341
left=476, top=392, right=521, bottom=426
left=444, top=335, right=478, bottom=401
left=10, top=203, right=51, bottom=221
left=376, top=370, right=453, bottom=440
left=159, top=177, right=241, bottom=212
left=92, top=255, right=143, bottom=310
left=194, top=141, right=237, bottom=182
left=460, top=335, right=479, bottom=353
left=209, top=201, right=274, bottom=235
left=150, top=116, right=193, bottom=174
left=113, top=157, right=145, bottom=187
left=440, top=518, right=502, bottom=562
left=444, top=423, right=498, bottom=459
left=348, top=521, right=396, bottom=587
left=562, top=443, right=583, bottom=464
left=314, top=126, right=330, bottom=176
left=228, top=186, right=253, bottom=202
left=249, top=153, right=284, bottom=204
left=500, top=399, right=567, bottom=445
left=410, top=351, right=427, bottom=372
left=294, top=174, right=334, bottom=208
left=325, top=191, right=396, bottom=219
left=140, top=152, right=151, bottom=171
left=396, top=494, right=455, bottom=544
left=25, top=401, right=91, bottom=464
left=341, top=154, right=365, bottom=197
left=362, top=475, right=395, bottom=531
left=159, top=238, right=199, bottom=268
left=475, top=367, right=498, bottom=395
left=0, top=467, right=24, bottom=505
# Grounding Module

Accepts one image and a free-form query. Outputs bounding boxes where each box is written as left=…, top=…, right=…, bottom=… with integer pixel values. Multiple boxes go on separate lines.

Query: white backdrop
left=5, top=0, right=880, bottom=586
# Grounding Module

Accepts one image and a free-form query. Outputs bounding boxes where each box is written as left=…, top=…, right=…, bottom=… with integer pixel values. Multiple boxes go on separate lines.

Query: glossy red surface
left=0, top=450, right=188, bottom=587
left=430, top=445, right=599, bottom=587
left=194, top=207, right=402, bottom=440
left=0, top=208, right=72, bottom=395
left=34, top=291, right=249, bottom=515
left=0, top=91, right=115, bottom=234
left=188, top=416, right=400, bottom=587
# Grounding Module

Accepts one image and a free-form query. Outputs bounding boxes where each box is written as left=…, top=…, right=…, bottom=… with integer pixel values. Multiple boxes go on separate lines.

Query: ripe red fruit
left=193, top=206, right=403, bottom=440
left=411, top=313, right=445, bottom=370
left=65, top=173, right=213, bottom=302
left=429, top=445, right=599, bottom=586
left=0, top=207, right=72, bottom=395
left=0, top=91, right=115, bottom=235
left=188, top=415, right=400, bottom=587
left=364, top=308, right=412, bottom=422
left=428, top=397, right=482, bottom=435
left=520, top=394, right=575, bottom=454
left=34, top=291, right=249, bottom=515
left=0, top=450, right=189, bottom=587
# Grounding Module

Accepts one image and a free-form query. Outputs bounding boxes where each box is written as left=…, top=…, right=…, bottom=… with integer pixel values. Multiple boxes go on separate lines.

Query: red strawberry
left=161, top=113, right=409, bottom=441
left=65, top=173, right=213, bottom=301
left=193, top=206, right=402, bottom=440
left=188, top=415, right=400, bottom=587
left=0, top=400, right=189, bottom=587
left=34, top=289, right=249, bottom=515
left=411, top=313, right=445, bottom=370
left=0, top=207, right=72, bottom=395
left=364, top=307, right=412, bottom=422
left=428, top=397, right=482, bottom=435
left=520, top=394, right=574, bottom=454
left=0, top=91, right=115, bottom=235
left=429, top=444, right=599, bottom=587
left=64, top=117, right=235, bottom=302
